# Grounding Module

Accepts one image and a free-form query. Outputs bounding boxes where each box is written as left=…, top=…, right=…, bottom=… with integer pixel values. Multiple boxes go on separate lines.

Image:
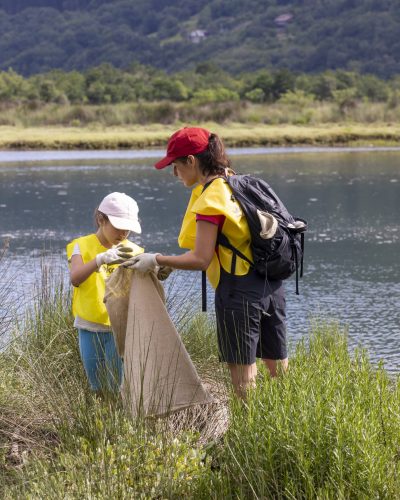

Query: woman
left=127, top=128, right=288, bottom=398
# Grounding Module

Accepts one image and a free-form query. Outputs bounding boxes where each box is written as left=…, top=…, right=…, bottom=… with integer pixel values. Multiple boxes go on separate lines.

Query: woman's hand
left=157, top=266, right=174, bottom=281
left=122, top=253, right=160, bottom=273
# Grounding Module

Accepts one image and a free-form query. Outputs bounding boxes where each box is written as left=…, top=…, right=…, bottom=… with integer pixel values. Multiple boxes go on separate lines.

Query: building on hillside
left=189, top=30, right=207, bottom=44
left=274, top=13, right=293, bottom=40
left=274, top=13, right=293, bottom=27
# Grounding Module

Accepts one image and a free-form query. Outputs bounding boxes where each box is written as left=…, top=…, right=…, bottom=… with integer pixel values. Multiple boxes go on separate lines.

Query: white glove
left=96, top=244, right=136, bottom=267
left=122, top=253, right=160, bottom=273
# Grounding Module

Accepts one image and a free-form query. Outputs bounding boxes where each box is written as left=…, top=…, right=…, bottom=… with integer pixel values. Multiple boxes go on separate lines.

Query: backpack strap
left=201, top=270, right=207, bottom=312
left=217, top=232, right=255, bottom=298
left=217, top=232, right=254, bottom=267
left=291, top=236, right=299, bottom=296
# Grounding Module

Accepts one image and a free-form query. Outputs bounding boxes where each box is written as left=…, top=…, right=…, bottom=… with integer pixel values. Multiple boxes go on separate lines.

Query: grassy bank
left=1, top=100, right=400, bottom=150
left=1, top=123, right=400, bottom=151
left=0, top=264, right=399, bottom=498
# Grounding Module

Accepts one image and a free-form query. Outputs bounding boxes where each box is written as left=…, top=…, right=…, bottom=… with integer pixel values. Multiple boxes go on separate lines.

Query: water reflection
left=0, top=149, right=399, bottom=373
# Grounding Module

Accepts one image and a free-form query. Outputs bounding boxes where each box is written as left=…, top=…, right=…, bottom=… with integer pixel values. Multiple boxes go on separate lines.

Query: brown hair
left=177, top=133, right=231, bottom=177
left=93, top=208, right=108, bottom=229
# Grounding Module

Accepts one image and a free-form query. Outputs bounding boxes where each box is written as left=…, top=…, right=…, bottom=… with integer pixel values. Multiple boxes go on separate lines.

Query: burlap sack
left=104, top=267, right=212, bottom=417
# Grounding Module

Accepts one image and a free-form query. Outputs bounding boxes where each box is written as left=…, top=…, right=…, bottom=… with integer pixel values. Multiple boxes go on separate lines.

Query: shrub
left=244, top=88, right=265, bottom=103
left=213, top=324, right=400, bottom=498
left=191, top=87, right=240, bottom=104
left=279, top=90, right=315, bottom=108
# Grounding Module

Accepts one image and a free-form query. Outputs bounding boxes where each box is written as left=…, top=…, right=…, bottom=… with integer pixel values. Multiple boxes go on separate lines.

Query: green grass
left=0, top=262, right=399, bottom=498
left=1, top=123, right=400, bottom=151
left=216, top=323, right=400, bottom=498
left=1, top=100, right=400, bottom=150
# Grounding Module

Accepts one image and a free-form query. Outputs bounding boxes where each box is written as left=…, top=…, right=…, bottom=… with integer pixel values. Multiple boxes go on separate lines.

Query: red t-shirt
left=196, top=214, right=225, bottom=256
left=196, top=214, right=225, bottom=230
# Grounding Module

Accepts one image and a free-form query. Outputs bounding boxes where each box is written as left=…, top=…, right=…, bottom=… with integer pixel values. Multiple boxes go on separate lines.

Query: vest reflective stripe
left=178, top=178, right=252, bottom=289
left=66, top=234, right=143, bottom=325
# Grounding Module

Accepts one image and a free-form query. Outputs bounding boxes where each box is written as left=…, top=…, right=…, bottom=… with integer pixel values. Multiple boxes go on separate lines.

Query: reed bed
left=1, top=99, right=400, bottom=150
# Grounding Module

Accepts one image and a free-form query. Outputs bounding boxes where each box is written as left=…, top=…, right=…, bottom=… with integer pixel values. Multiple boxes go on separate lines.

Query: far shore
left=1, top=123, right=400, bottom=150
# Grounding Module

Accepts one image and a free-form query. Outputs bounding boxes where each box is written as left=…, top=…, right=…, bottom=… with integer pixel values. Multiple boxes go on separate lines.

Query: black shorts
left=215, top=267, right=287, bottom=365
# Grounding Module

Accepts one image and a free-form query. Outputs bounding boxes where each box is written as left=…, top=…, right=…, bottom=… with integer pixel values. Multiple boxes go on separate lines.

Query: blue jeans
left=78, top=329, right=123, bottom=392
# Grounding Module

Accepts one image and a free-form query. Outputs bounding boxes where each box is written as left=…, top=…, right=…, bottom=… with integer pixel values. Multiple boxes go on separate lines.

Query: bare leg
left=227, top=363, right=258, bottom=399
left=262, top=358, right=288, bottom=377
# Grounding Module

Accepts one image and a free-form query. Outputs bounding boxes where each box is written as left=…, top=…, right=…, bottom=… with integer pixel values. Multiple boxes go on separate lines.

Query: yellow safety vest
left=178, top=178, right=253, bottom=289
left=66, top=234, right=143, bottom=325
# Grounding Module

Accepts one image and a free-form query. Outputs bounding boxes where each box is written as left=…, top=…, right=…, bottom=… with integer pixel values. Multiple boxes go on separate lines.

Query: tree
left=357, top=74, right=389, bottom=101
left=270, top=69, right=295, bottom=100
left=151, top=78, right=189, bottom=101
left=311, top=73, right=337, bottom=101
left=0, top=69, right=30, bottom=101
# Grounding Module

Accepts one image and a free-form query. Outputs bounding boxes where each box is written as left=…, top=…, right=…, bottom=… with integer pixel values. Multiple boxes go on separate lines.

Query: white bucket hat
left=98, top=192, right=142, bottom=234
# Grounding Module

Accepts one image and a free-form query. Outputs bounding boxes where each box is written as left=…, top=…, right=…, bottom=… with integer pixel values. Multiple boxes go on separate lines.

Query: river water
left=0, top=147, right=399, bottom=373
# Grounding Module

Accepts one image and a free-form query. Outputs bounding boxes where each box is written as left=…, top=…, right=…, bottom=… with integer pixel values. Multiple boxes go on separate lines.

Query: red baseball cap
left=154, top=127, right=210, bottom=169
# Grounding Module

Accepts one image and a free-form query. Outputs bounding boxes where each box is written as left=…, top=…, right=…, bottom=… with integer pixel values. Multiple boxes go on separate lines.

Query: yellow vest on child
left=66, top=234, right=143, bottom=326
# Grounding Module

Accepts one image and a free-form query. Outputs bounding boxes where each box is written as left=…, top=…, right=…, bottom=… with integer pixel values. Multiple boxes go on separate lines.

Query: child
left=66, top=192, right=143, bottom=393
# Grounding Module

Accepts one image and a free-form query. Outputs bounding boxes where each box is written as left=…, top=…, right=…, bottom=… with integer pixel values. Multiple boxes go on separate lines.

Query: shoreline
left=1, top=124, right=400, bottom=150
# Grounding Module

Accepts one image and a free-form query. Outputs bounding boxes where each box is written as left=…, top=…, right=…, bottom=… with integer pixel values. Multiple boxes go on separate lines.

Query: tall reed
left=211, top=322, right=400, bottom=498
left=2, top=100, right=400, bottom=129
left=0, top=262, right=217, bottom=498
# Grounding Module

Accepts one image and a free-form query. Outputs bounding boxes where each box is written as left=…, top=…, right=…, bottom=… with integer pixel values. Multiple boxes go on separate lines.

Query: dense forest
left=0, top=0, right=399, bottom=77
left=0, top=64, right=395, bottom=106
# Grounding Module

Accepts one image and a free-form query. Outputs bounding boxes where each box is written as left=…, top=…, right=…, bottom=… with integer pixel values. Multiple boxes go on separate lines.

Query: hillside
left=0, top=0, right=399, bottom=77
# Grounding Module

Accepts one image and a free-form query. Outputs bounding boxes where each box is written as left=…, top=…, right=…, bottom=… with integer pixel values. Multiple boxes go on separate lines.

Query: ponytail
left=194, top=133, right=231, bottom=176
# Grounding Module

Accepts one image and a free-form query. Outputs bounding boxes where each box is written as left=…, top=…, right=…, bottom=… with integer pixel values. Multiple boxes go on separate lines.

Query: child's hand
left=96, top=244, right=136, bottom=267
left=115, top=243, right=137, bottom=261
left=96, top=248, right=121, bottom=267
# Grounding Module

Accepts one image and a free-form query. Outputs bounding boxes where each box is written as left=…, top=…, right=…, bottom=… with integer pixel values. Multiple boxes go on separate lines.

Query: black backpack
left=200, top=174, right=307, bottom=311
left=218, top=174, right=307, bottom=294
